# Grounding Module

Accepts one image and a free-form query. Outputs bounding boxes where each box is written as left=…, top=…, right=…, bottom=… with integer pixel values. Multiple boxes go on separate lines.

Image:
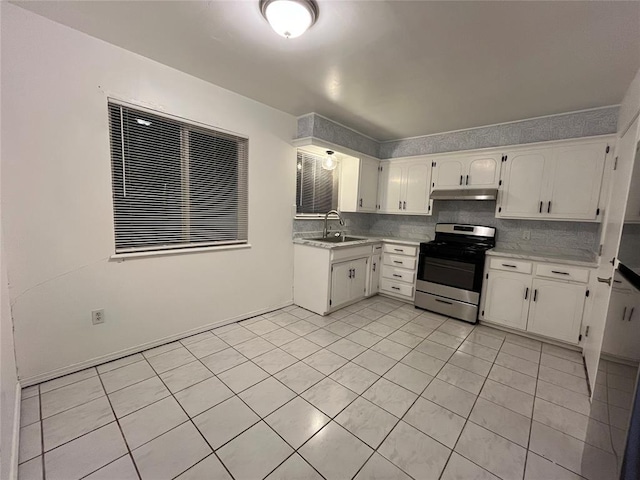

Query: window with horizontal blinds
left=108, top=102, right=248, bottom=253
left=296, top=151, right=338, bottom=214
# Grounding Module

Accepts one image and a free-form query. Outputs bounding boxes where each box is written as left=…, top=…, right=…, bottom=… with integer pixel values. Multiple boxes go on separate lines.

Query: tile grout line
left=92, top=370, right=143, bottom=480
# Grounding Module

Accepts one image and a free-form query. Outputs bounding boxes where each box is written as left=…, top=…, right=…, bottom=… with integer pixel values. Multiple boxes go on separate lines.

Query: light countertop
left=293, top=235, right=422, bottom=250
left=487, top=244, right=599, bottom=267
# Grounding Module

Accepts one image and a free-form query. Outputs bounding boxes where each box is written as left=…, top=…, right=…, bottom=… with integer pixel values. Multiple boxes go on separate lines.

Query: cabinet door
left=350, top=257, right=368, bottom=302
left=467, top=154, right=500, bottom=188
left=381, top=163, right=404, bottom=213
left=330, top=261, right=352, bottom=308
left=403, top=161, right=432, bottom=214
left=498, top=150, right=548, bottom=218
left=624, top=157, right=640, bottom=222
left=527, top=279, right=586, bottom=343
left=432, top=157, right=465, bottom=190
left=545, top=143, right=606, bottom=220
left=368, top=253, right=381, bottom=296
left=358, top=157, right=380, bottom=212
left=483, top=271, right=531, bottom=330
left=602, top=287, right=640, bottom=359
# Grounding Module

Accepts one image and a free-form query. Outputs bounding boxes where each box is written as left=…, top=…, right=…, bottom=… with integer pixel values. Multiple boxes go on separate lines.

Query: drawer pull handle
left=391, top=286, right=401, bottom=290
left=629, top=307, right=635, bottom=322
left=394, top=248, right=404, bottom=252
left=551, top=270, right=569, bottom=275
left=524, top=287, right=529, bottom=300
left=623, top=307, right=628, bottom=321
left=597, top=277, right=612, bottom=286
left=435, top=298, right=453, bottom=305
left=392, top=274, right=402, bottom=278
left=502, top=263, right=517, bottom=268
left=393, top=261, right=403, bottom=264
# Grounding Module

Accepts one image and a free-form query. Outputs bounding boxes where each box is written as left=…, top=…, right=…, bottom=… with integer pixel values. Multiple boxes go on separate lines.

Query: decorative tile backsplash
left=380, top=107, right=619, bottom=159
left=296, top=114, right=380, bottom=158
left=296, top=107, right=619, bottom=160
left=293, top=201, right=601, bottom=254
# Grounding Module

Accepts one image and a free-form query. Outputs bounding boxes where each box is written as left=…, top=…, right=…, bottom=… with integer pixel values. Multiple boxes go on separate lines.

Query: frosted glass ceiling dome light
left=260, top=0, right=318, bottom=39
left=322, top=150, right=338, bottom=171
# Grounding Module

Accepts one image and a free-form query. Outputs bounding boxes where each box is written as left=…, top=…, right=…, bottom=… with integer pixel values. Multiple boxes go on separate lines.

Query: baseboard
left=20, top=301, right=293, bottom=387
left=478, top=319, right=582, bottom=352
left=9, top=382, right=21, bottom=480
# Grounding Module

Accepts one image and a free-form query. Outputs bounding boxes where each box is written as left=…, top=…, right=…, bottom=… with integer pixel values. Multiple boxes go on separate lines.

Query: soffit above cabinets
left=13, top=1, right=640, bottom=140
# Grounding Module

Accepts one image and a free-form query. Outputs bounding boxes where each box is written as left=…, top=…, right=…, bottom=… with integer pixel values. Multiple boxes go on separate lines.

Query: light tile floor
left=17, top=296, right=634, bottom=480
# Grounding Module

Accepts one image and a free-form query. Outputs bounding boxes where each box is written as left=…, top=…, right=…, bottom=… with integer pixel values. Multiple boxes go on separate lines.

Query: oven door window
left=419, top=256, right=476, bottom=291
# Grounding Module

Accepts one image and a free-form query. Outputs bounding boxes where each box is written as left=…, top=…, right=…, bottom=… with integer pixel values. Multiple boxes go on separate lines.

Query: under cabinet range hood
left=429, top=188, right=498, bottom=201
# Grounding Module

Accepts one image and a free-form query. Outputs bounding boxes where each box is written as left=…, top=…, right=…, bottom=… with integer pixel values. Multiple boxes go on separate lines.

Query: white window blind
left=108, top=102, right=248, bottom=253
left=296, top=151, right=338, bottom=214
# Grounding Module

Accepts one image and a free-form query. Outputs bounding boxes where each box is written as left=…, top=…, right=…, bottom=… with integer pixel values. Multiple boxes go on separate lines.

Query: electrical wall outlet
left=522, top=230, right=531, bottom=241
left=92, top=309, right=105, bottom=325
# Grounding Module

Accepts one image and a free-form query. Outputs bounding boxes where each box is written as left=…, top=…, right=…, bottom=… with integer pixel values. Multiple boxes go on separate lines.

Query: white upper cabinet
left=378, top=158, right=432, bottom=216
left=404, top=162, right=432, bottom=214
left=431, top=151, right=500, bottom=190
left=497, top=138, right=610, bottom=221
left=546, top=143, right=608, bottom=220
left=339, top=155, right=380, bottom=213
left=431, top=157, right=465, bottom=189
left=498, top=150, right=549, bottom=218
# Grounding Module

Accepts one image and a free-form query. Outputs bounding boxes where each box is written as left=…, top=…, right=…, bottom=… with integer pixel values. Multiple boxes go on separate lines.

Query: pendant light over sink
left=259, top=0, right=319, bottom=38
left=322, top=150, right=337, bottom=171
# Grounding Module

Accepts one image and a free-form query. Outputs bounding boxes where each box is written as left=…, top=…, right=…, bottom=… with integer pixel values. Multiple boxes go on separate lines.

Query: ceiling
left=12, top=1, right=640, bottom=141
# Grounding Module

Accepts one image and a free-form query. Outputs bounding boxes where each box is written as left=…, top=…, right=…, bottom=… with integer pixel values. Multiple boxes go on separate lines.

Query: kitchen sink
left=308, top=235, right=366, bottom=243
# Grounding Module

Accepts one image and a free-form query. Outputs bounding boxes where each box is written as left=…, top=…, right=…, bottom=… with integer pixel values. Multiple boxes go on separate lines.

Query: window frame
left=295, top=150, right=340, bottom=216
left=107, top=98, right=249, bottom=258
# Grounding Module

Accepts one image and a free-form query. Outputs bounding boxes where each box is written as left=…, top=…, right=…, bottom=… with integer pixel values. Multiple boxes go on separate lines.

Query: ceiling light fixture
left=322, top=150, right=337, bottom=171
left=259, top=0, right=319, bottom=39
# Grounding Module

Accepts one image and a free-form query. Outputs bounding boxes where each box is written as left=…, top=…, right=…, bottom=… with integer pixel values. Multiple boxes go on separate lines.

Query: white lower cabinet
left=527, top=279, right=586, bottom=343
left=379, top=242, right=418, bottom=301
left=331, top=258, right=368, bottom=309
left=481, top=256, right=591, bottom=344
left=367, top=252, right=381, bottom=296
left=601, top=272, right=640, bottom=361
left=483, top=271, right=530, bottom=331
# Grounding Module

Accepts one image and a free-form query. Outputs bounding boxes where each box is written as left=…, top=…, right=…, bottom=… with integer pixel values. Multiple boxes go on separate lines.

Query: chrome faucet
left=323, top=210, right=346, bottom=238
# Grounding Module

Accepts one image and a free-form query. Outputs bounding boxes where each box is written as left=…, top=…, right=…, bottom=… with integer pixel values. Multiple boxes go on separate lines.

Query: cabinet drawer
left=536, top=264, right=590, bottom=284
left=382, top=267, right=414, bottom=284
left=380, top=278, right=414, bottom=298
left=383, top=244, right=417, bottom=257
left=489, top=258, right=533, bottom=275
left=383, top=254, right=417, bottom=270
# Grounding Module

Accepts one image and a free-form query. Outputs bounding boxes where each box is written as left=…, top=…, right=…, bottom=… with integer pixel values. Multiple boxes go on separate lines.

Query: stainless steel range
left=415, top=224, right=496, bottom=323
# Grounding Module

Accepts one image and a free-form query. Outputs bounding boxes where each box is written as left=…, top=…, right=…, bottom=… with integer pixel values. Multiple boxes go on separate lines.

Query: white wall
left=1, top=4, right=21, bottom=477
left=1, top=4, right=297, bottom=383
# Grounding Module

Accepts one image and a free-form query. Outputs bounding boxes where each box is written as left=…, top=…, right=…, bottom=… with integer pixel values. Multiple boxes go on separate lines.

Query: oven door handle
left=435, top=298, right=454, bottom=305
